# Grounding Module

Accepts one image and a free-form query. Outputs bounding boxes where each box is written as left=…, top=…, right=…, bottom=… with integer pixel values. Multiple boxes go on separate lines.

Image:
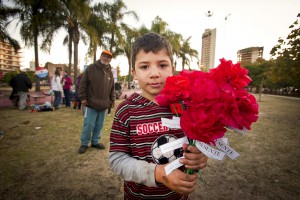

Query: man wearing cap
left=78, top=50, right=115, bottom=154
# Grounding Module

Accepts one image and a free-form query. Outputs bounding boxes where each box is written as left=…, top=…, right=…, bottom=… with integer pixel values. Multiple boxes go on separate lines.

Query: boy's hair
left=131, top=32, right=173, bottom=70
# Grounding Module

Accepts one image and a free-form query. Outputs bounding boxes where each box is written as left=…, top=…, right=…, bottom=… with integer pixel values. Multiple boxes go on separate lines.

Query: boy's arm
left=109, top=151, right=157, bottom=187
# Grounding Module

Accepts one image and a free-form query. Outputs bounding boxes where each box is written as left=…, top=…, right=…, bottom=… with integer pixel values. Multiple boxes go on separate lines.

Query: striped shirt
left=109, top=93, right=188, bottom=200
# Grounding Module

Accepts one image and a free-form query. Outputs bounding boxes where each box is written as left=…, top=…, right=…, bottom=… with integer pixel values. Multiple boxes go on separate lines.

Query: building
left=237, top=47, right=264, bottom=64
left=45, top=62, right=68, bottom=78
left=201, top=28, right=216, bottom=69
left=0, top=39, right=22, bottom=75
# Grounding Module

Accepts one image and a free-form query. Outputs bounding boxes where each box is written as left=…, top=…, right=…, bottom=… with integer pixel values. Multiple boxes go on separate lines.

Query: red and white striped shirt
left=109, top=93, right=187, bottom=200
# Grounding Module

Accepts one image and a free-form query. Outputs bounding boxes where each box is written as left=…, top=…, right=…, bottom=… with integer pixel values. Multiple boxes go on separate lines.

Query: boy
left=109, top=33, right=208, bottom=199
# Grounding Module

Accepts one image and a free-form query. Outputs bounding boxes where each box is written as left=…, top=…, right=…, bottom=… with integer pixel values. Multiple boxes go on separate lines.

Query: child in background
left=61, top=70, right=73, bottom=107
left=73, top=73, right=83, bottom=110
left=109, top=33, right=208, bottom=199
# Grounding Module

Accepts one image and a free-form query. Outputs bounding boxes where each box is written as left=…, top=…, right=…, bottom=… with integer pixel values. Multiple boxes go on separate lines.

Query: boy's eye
left=160, top=64, right=168, bottom=68
left=140, top=65, right=149, bottom=70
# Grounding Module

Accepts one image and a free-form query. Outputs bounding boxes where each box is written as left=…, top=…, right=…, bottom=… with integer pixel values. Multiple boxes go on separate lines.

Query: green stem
left=173, top=104, right=179, bottom=117
left=185, top=139, right=206, bottom=185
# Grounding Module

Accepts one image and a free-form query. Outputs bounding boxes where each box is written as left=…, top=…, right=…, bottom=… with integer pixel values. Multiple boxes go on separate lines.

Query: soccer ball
left=151, top=134, right=183, bottom=164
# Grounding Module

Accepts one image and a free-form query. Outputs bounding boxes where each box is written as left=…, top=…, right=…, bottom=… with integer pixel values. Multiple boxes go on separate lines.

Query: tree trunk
left=110, top=32, right=115, bottom=52
left=73, top=29, right=80, bottom=86
left=73, top=43, right=78, bottom=86
left=93, top=42, right=97, bottom=63
left=258, top=76, right=264, bottom=102
left=34, top=32, right=40, bottom=92
left=127, top=58, right=131, bottom=90
left=68, top=29, right=73, bottom=74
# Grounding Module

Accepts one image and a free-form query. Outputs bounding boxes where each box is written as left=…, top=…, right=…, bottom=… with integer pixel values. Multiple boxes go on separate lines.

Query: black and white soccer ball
left=151, top=134, right=183, bottom=164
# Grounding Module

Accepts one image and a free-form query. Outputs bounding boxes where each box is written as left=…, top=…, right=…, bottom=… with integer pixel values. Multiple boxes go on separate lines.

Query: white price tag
left=195, top=141, right=226, bottom=160
left=159, top=136, right=189, bottom=154
left=165, top=157, right=184, bottom=175
left=215, top=138, right=240, bottom=160
left=161, top=117, right=181, bottom=129
left=220, top=137, right=229, bottom=145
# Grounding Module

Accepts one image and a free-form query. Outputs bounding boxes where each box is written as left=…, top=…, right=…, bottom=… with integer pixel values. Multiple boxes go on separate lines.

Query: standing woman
left=51, top=68, right=63, bottom=110
left=62, top=70, right=73, bottom=107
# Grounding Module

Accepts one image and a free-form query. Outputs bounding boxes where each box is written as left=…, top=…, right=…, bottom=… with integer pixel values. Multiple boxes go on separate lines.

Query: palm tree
left=120, top=24, right=140, bottom=89
left=102, top=0, right=138, bottom=53
left=9, top=0, right=61, bottom=91
left=49, top=0, right=91, bottom=85
left=150, top=16, right=169, bottom=35
left=87, top=2, right=110, bottom=62
left=178, top=36, right=198, bottom=70
left=0, top=0, right=21, bottom=52
left=149, top=16, right=183, bottom=67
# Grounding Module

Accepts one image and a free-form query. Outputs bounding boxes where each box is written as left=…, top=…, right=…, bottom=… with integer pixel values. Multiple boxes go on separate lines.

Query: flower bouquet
left=155, top=58, right=259, bottom=182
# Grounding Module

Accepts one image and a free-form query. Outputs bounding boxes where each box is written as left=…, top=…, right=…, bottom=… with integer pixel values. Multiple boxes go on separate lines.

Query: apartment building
left=0, top=39, right=22, bottom=75
left=201, top=28, right=216, bottom=69
left=237, top=47, right=264, bottom=64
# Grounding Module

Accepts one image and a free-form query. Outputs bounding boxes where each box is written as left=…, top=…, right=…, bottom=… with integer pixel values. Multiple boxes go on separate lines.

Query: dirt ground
left=0, top=94, right=299, bottom=200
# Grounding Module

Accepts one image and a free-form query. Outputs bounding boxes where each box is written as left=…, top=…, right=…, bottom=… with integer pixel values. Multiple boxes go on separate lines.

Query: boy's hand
left=155, top=165, right=198, bottom=195
left=180, top=143, right=208, bottom=170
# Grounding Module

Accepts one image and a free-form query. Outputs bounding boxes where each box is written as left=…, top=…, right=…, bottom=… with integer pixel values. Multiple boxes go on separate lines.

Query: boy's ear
left=171, top=65, right=175, bottom=74
left=132, top=69, right=137, bottom=80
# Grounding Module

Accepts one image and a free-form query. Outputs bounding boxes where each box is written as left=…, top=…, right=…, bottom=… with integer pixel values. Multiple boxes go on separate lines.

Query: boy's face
left=132, top=49, right=173, bottom=101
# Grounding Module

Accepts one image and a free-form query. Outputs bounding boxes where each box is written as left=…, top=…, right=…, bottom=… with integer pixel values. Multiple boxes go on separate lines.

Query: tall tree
left=120, top=24, right=140, bottom=89
left=150, top=16, right=198, bottom=70
left=0, top=0, right=20, bottom=51
left=150, top=16, right=168, bottom=34
left=87, top=2, right=110, bottom=62
left=52, top=0, right=92, bottom=85
left=178, top=36, right=198, bottom=70
left=270, top=13, right=300, bottom=88
left=102, top=0, right=138, bottom=54
left=9, top=0, right=60, bottom=91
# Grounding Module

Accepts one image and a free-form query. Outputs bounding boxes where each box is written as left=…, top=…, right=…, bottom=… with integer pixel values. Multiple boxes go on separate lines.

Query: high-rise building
left=201, top=28, right=216, bottom=69
left=237, top=47, right=264, bottom=64
left=0, top=39, right=22, bottom=75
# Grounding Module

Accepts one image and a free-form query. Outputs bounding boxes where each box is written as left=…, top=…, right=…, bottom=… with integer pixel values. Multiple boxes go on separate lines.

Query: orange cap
left=101, top=50, right=112, bottom=57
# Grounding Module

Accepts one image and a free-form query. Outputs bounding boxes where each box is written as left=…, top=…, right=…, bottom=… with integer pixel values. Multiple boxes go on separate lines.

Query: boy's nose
left=149, top=66, right=160, bottom=77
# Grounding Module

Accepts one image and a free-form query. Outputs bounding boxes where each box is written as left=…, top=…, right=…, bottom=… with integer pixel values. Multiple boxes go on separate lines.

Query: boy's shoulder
left=116, top=93, right=142, bottom=109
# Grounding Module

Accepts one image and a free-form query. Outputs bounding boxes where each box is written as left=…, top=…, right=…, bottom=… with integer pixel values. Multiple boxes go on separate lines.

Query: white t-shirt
left=51, top=75, right=63, bottom=91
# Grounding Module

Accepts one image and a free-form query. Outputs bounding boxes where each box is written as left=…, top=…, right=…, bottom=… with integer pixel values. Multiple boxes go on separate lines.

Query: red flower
left=170, top=103, right=183, bottom=116
left=210, top=58, right=252, bottom=90
left=155, top=75, right=190, bottom=106
left=155, top=59, right=259, bottom=145
left=180, top=108, right=226, bottom=145
left=235, top=89, right=259, bottom=130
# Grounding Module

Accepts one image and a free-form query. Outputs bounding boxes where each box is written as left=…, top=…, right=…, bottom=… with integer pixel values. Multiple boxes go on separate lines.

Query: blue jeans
left=53, top=90, right=61, bottom=108
left=18, top=91, right=28, bottom=110
left=63, top=89, right=71, bottom=107
left=80, top=107, right=106, bottom=146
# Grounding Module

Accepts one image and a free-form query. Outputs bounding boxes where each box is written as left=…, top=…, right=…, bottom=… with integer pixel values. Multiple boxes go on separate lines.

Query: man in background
left=78, top=50, right=115, bottom=154
left=9, top=72, right=32, bottom=110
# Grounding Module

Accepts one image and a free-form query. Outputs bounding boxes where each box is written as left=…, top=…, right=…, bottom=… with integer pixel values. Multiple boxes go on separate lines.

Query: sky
left=6, top=0, right=300, bottom=75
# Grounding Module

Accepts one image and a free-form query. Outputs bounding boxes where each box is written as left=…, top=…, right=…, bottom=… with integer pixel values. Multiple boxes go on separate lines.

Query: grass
left=0, top=95, right=300, bottom=200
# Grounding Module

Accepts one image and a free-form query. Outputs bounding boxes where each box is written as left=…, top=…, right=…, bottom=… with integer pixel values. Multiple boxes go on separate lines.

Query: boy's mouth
left=149, top=83, right=161, bottom=88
